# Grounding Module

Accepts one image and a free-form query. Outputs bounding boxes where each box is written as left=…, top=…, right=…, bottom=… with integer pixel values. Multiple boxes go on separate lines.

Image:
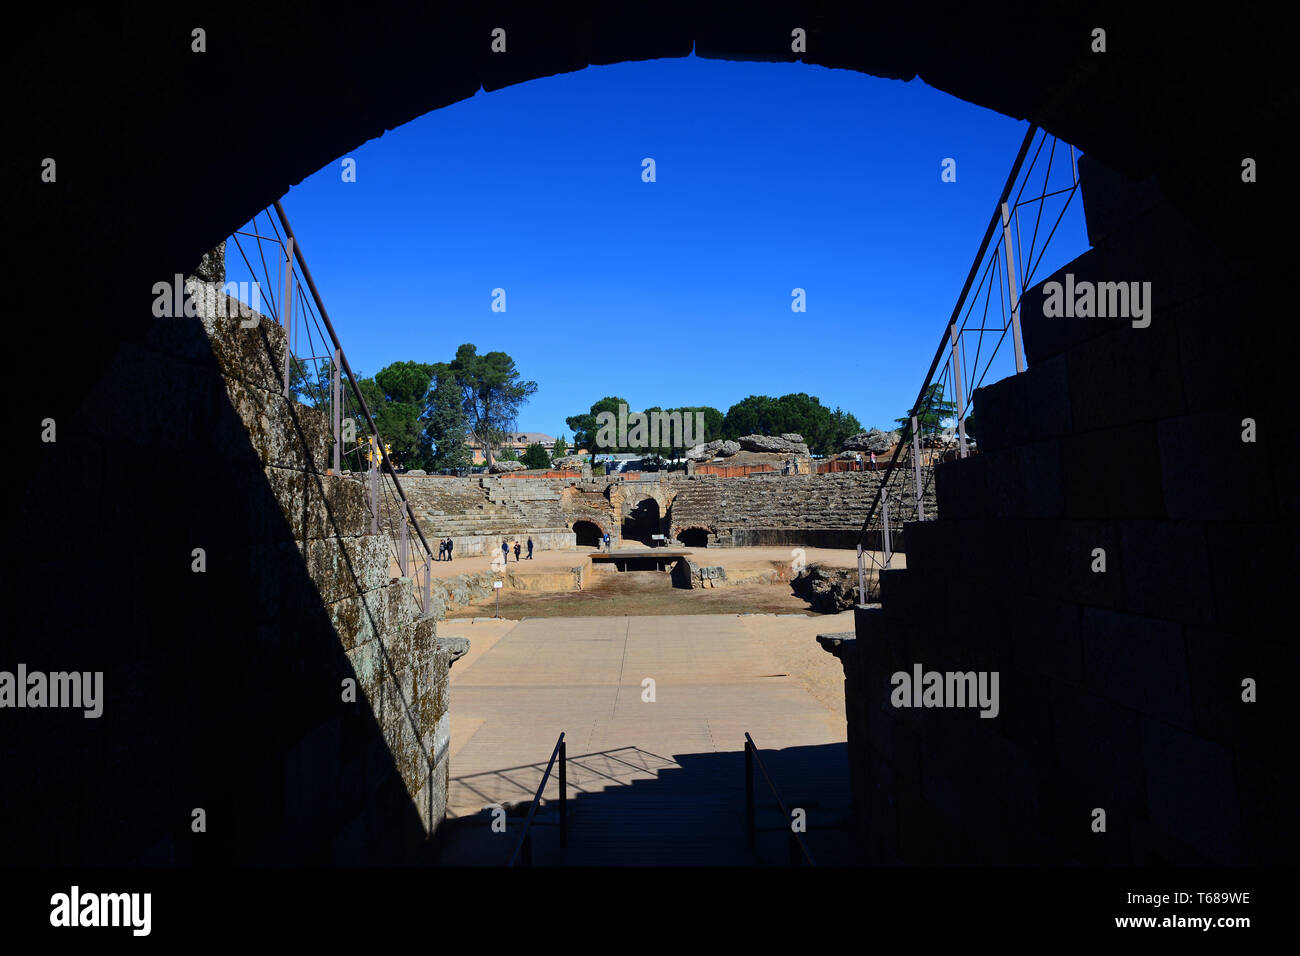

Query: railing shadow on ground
left=429, top=741, right=852, bottom=866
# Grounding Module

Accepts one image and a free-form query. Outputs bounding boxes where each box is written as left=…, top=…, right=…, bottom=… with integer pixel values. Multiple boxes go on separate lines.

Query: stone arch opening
left=572, top=520, right=603, bottom=548
left=10, top=3, right=1286, bottom=872
left=622, top=498, right=662, bottom=544
left=678, top=527, right=710, bottom=548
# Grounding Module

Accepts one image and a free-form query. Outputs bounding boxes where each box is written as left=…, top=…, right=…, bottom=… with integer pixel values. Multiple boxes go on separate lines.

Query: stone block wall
left=823, top=154, right=1297, bottom=866
left=0, top=276, right=454, bottom=864
left=669, top=472, right=937, bottom=549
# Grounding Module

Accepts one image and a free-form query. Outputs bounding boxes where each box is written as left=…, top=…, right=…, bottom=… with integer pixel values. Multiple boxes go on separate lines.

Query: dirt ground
left=445, top=568, right=869, bottom=619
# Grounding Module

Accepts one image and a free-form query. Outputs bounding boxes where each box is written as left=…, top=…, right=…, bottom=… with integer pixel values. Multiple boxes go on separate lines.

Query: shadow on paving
left=430, top=741, right=853, bottom=866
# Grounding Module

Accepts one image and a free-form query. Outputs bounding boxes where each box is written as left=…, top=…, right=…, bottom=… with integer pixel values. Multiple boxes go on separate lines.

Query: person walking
left=502, top=538, right=509, bottom=564
left=526, top=537, right=534, bottom=560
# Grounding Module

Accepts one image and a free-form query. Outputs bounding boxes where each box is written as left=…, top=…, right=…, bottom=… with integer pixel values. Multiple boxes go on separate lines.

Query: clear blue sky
left=230, top=55, right=1088, bottom=438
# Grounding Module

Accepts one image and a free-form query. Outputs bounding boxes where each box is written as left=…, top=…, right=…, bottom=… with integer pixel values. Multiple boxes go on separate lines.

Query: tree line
left=565, top=393, right=866, bottom=458
left=289, top=344, right=957, bottom=471
left=290, top=343, right=538, bottom=471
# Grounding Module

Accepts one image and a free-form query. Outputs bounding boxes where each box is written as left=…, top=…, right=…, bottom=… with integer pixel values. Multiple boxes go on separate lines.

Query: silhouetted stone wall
left=0, top=278, right=453, bottom=864
left=824, top=154, right=1296, bottom=865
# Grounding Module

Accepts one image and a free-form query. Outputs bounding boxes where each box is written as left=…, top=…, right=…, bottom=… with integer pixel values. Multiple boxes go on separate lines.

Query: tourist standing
left=870, top=451, right=877, bottom=471
left=502, top=539, right=509, bottom=564
left=526, top=537, right=534, bottom=560
left=514, top=541, right=522, bottom=562
left=446, top=538, right=453, bottom=562
left=603, top=532, right=611, bottom=552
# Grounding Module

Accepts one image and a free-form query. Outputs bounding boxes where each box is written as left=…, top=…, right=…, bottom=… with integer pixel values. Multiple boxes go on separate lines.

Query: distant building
left=467, top=431, right=558, bottom=466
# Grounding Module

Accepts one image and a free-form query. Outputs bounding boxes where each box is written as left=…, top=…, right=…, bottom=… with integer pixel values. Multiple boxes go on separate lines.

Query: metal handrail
left=853, top=124, right=1038, bottom=559
left=271, top=201, right=436, bottom=564
left=853, top=123, right=1083, bottom=601
left=226, top=202, right=439, bottom=614
left=744, top=733, right=816, bottom=866
left=508, top=731, right=567, bottom=866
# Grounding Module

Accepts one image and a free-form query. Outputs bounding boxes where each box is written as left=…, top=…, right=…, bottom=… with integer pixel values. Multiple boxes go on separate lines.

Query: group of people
left=852, top=452, right=878, bottom=471
left=500, top=537, right=534, bottom=562
left=437, top=538, right=455, bottom=561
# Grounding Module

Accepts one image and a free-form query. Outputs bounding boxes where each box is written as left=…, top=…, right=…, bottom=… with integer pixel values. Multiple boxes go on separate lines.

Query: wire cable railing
left=226, top=201, right=438, bottom=615
left=854, top=124, right=1082, bottom=602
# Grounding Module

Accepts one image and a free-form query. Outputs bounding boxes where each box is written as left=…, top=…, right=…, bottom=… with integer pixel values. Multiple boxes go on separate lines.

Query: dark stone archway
left=572, top=520, right=603, bottom=548
left=6, top=1, right=1294, bottom=870
left=9, top=3, right=1288, bottom=490
left=678, top=527, right=710, bottom=548
left=622, top=498, right=662, bottom=544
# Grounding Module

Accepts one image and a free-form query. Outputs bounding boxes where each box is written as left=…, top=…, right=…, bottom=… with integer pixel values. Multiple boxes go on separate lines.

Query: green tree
left=685, top=406, right=724, bottom=446
left=425, top=363, right=471, bottom=471
left=720, top=393, right=850, bottom=454
left=566, top=396, right=629, bottom=455
left=288, top=356, right=335, bottom=408
left=346, top=375, right=392, bottom=469
left=521, top=442, right=551, bottom=469
left=721, top=395, right=777, bottom=439
left=896, top=383, right=957, bottom=441
left=448, top=344, right=538, bottom=469
left=551, top=435, right=569, bottom=460
left=370, top=360, right=435, bottom=470
left=825, top=407, right=863, bottom=453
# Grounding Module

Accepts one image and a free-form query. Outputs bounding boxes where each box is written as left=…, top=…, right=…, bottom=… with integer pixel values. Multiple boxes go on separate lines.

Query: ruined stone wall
left=824, top=155, right=1296, bottom=866
left=401, top=471, right=928, bottom=553
left=1, top=277, right=453, bottom=864
left=668, top=472, right=937, bottom=549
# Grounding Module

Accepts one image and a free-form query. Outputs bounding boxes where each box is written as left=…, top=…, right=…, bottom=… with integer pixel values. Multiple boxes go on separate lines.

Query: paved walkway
left=437, top=614, right=853, bottom=865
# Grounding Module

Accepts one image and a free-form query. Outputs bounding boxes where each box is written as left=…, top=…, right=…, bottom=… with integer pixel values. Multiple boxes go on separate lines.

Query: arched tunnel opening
left=621, top=498, right=662, bottom=544
left=572, top=520, right=603, bottom=548
left=8, top=0, right=1290, bottom=883
left=678, top=527, right=710, bottom=548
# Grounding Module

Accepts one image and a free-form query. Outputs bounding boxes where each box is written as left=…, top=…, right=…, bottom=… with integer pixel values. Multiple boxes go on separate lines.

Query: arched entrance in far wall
left=572, top=520, right=604, bottom=548
left=677, top=527, right=710, bottom=548
left=622, top=498, right=662, bottom=544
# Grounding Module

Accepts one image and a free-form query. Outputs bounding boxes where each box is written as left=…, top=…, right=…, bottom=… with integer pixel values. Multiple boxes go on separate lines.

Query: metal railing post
left=882, top=491, right=892, bottom=567
left=422, top=552, right=431, bottom=615
left=281, top=238, right=294, bottom=398
left=508, top=731, right=565, bottom=866
left=559, top=739, right=568, bottom=848
left=1001, top=202, right=1026, bottom=374
left=856, top=543, right=866, bottom=604
left=745, top=739, right=755, bottom=849
left=399, top=506, right=409, bottom=578
left=911, top=415, right=925, bottom=521
left=369, top=444, right=379, bottom=534
left=949, top=325, right=969, bottom=459
left=332, top=347, right=342, bottom=472
left=744, top=732, right=817, bottom=866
